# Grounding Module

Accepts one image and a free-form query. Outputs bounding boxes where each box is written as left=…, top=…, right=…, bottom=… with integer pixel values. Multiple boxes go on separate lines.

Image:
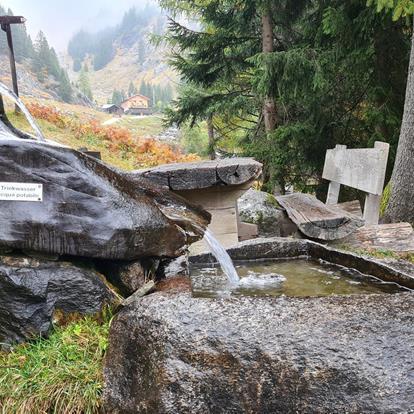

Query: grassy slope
left=6, top=98, right=164, bottom=171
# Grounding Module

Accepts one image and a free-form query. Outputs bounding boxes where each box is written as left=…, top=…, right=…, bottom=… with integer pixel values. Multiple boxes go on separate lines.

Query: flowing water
left=203, top=229, right=240, bottom=284
left=191, top=258, right=407, bottom=298
left=150, top=203, right=240, bottom=285
left=0, top=82, right=45, bottom=141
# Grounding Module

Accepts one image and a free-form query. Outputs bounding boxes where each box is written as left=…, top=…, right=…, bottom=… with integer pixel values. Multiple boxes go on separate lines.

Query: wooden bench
left=323, top=141, right=389, bottom=225
left=276, top=141, right=390, bottom=241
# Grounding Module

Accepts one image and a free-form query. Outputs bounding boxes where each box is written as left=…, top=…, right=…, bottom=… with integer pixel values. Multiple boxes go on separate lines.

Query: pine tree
left=370, top=0, right=414, bottom=224
left=160, top=0, right=410, bottom=194
left=111, top=89, right=126, bottom=105
left=128, top=81, right=137, bottom=97
left=32, top=31, right=50, bottom=82
left=78, top=65, right=93, bottom=100
left=57, top=69, right=73, bottom=103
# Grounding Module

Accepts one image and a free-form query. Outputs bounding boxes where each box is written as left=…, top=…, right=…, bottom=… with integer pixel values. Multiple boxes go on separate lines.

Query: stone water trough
left=104, top=237, right=414, bottom=413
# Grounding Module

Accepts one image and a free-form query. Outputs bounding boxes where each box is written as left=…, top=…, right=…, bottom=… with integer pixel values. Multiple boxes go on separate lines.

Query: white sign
left=0, top=182, right=43, bottom=202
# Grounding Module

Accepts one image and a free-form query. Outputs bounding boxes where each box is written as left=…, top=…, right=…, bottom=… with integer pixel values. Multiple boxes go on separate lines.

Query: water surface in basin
left=191, top=258, right=407, bottom=298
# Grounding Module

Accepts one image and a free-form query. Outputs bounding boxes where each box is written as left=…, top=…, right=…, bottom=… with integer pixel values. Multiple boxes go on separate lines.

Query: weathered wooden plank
left=134, top=158, right=262, bottom=191
left=276, top=193, right=364, bottom=241
left=322, top=141, right=389, bottom=195
left=332, top=223, right=414, bottom=253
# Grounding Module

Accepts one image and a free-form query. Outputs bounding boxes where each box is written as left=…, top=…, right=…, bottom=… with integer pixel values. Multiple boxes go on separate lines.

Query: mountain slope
left=64, top=6, right=177, bottom=105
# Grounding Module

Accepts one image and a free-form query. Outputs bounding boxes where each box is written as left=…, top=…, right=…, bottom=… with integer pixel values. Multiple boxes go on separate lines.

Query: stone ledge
left=130, top=157, right=262, bottom=191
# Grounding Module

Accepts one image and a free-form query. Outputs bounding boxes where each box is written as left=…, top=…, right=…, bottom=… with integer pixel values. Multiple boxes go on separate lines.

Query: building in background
left=101, top=104, right=123, bottom=115
left=120, top=94, right=152, bottom=115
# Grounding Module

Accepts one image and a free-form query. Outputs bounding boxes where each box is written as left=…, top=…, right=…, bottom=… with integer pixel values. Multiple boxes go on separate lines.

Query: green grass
left=116, top=115, right=164, bottom=137
left=335, top=244, right=414, bottom=264
left=180, top=122, right=210, bottom=157
left=0, top=311, right=112, bottom=414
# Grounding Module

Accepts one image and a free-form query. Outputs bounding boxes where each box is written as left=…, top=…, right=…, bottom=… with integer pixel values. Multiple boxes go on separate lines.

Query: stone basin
left=103, top=238, right=414, bottom=413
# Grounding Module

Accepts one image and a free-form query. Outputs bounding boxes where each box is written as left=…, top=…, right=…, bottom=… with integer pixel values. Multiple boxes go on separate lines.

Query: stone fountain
left=0, top=83, right=413, bottom=413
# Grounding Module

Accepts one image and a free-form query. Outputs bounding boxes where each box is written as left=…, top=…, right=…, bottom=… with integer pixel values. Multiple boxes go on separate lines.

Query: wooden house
left=120, top=94, right=151, bottom=114
left=101, top=104, right=123, bottom=115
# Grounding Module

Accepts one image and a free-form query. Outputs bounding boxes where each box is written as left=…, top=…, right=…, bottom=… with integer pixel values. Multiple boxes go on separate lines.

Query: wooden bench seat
left=276, top=193, right=364, bottom=241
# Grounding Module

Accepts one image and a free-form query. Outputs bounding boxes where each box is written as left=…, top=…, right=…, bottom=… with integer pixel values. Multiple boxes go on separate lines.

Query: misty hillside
left=64, top=6, right=176, bottom=105
left=0, top=4, right=91, bottom=105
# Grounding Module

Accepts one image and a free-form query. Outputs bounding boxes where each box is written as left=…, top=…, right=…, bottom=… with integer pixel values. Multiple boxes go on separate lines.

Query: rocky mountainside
left=0, top=58, right=56, bottom=100
left=0, top=58, right=90, bottom=105
left=63, top=6, right=176, bottom=105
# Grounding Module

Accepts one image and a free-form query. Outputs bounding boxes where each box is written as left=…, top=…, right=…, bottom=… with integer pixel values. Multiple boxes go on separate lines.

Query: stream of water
left=0, top=82, right=46, bottom=141
left=203, top=229, right=240, bottom=284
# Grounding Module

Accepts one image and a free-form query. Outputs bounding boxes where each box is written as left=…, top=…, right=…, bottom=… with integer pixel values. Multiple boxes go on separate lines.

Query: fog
left=0, top=0, right=158, bottom=51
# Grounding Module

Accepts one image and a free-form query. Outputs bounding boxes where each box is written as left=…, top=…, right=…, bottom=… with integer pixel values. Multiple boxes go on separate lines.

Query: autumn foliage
left=26, top=103, right=199, bottom=168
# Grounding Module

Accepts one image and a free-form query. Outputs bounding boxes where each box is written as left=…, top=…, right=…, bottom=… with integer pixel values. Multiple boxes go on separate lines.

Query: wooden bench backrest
left=322, top=142, right=389, bottom=196
left=322, top=141, right=389, bottom=225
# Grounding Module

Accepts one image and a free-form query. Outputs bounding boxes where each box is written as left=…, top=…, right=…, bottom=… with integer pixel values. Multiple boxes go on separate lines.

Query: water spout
left=146, top=196, right=240, bottom=285
left=203, top=229, right=240, bottom=285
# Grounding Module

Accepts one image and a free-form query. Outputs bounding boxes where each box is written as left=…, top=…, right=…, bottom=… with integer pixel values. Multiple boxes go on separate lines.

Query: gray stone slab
left=131, top=158, right=262, bottom=191
left=0, top=138, right=209, bottom=260
left=103, top=291, right=414, bottom=413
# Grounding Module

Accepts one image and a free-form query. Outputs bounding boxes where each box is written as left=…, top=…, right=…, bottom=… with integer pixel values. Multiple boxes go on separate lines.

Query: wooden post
left=326, top=145, right=346, bottom=204
left=3, top=24, right=19, bottom=99
left=363, top=194, right=381, bottom=225
left=363, top=142, right=389, bottom=225
left=0, top=16, right=26, bottom=113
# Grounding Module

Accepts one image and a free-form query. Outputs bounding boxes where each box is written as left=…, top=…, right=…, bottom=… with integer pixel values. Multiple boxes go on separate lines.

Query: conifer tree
left=128, top=81, right=137, bottom=97
left=78, top=65, right=93, bottom=101
left=57, top=69, right=73, bottom=103
left=370, top=0, right=414, bottom=224
left=160, top=0, right=410, bottom=193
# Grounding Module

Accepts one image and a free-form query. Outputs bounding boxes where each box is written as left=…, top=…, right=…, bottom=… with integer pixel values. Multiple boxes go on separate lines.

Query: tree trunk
left=384, top=21, right=414, bottom=225
left=207, top=114, right=216, bottom=160
left=261, top=12, right=277, bottom=132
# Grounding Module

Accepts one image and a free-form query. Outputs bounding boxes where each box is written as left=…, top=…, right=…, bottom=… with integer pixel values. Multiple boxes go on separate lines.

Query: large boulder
left=238, top=189, right=297, bottom=237
left=0, top=138, right=210, bottom=260
left=0, top=254, right=118, bottom=347
left=103, top=292, right=414, bottom=413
